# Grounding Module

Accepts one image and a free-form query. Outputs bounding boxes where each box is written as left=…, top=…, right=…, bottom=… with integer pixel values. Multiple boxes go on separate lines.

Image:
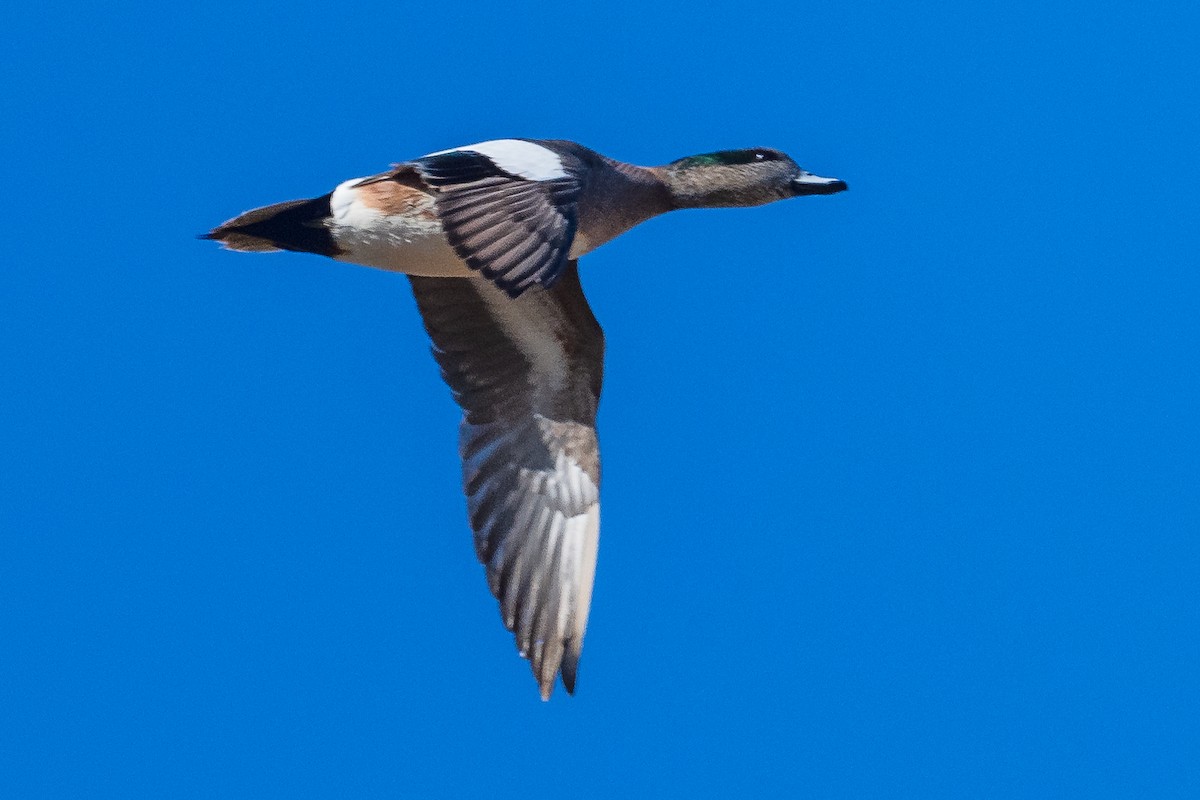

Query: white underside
left=328, top=178, right=473, bottom=278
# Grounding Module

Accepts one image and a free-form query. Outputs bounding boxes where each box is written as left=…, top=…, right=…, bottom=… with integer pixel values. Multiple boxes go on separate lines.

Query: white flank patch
left=327, top=177, right=470, bottom=277
left=426, top=139, right=566, bottom=181
left=329, top=178, right=378, bottom=228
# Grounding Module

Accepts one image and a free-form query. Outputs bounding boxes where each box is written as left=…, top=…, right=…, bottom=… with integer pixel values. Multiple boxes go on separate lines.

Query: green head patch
left=670, top=148, right=786, bottom=168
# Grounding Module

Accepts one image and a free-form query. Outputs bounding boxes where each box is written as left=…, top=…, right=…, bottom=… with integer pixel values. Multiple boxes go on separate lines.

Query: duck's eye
left=753, top=150, right=781, bottom=162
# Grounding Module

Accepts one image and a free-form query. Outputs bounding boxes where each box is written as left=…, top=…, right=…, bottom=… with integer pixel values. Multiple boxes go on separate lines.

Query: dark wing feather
left=409, top=264, right=604, bottom=699
left=414, top=150, right=583, bottom=298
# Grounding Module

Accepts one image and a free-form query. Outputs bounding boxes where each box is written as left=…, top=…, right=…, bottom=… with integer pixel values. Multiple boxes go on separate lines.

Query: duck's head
left=659, top=148, right=847, bottom=209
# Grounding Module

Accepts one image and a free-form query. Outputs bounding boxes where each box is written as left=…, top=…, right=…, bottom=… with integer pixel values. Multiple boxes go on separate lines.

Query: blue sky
left=2, top=0, right=1198, bottom=796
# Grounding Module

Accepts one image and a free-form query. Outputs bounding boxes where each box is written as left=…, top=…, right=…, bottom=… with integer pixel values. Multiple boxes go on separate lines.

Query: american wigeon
left=205, top=138, right=847, bottom=699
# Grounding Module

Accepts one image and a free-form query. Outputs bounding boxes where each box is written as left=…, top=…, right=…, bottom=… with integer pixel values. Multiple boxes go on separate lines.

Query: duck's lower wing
left=408, top=264, right=604, bottom=699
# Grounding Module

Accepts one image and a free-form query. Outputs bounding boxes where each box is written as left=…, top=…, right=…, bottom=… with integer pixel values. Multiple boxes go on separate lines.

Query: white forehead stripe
left=426, top=139, right=566, bottom=181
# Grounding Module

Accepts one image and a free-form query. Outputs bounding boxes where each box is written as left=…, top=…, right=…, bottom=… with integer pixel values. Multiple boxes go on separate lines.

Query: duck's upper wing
left=408, top=263, right=604, bottom=699
left=410, top=140, right=586, bottom=298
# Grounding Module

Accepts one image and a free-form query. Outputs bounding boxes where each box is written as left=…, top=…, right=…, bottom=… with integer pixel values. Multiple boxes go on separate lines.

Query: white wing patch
left=425, top=139, right=567, bottom=181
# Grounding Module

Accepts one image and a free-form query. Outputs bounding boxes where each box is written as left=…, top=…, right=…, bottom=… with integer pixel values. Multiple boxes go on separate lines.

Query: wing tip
left=534, top=653, right=557, bottom=700
left=527, top=641, right=580, bottom=700
left=561, top=644, right=580, bottom=696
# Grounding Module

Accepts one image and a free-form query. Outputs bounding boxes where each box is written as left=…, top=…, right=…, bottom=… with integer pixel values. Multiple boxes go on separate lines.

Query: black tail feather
left=203, top=193, right=341, bottom=256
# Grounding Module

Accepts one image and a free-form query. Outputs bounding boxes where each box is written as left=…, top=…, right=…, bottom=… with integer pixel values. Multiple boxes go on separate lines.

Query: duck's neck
left=574, top=160, right=674, bottom=250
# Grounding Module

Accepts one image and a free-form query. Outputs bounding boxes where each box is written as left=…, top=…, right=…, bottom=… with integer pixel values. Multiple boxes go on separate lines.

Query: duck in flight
left=204, top=139, right=847, bottom=699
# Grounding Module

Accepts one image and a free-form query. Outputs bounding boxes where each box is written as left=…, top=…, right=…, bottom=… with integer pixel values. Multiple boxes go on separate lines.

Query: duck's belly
left=330, top=216, right=471, bottom=277
left=329, top=177, right=473, bottom=278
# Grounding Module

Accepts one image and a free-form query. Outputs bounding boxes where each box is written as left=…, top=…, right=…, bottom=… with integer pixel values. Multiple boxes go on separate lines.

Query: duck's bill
left=791, top=172, right=848, bottom=196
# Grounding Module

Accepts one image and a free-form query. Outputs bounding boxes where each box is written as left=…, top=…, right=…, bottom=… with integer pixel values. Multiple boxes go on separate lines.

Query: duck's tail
left=200, top=193, right=341, bottom=256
